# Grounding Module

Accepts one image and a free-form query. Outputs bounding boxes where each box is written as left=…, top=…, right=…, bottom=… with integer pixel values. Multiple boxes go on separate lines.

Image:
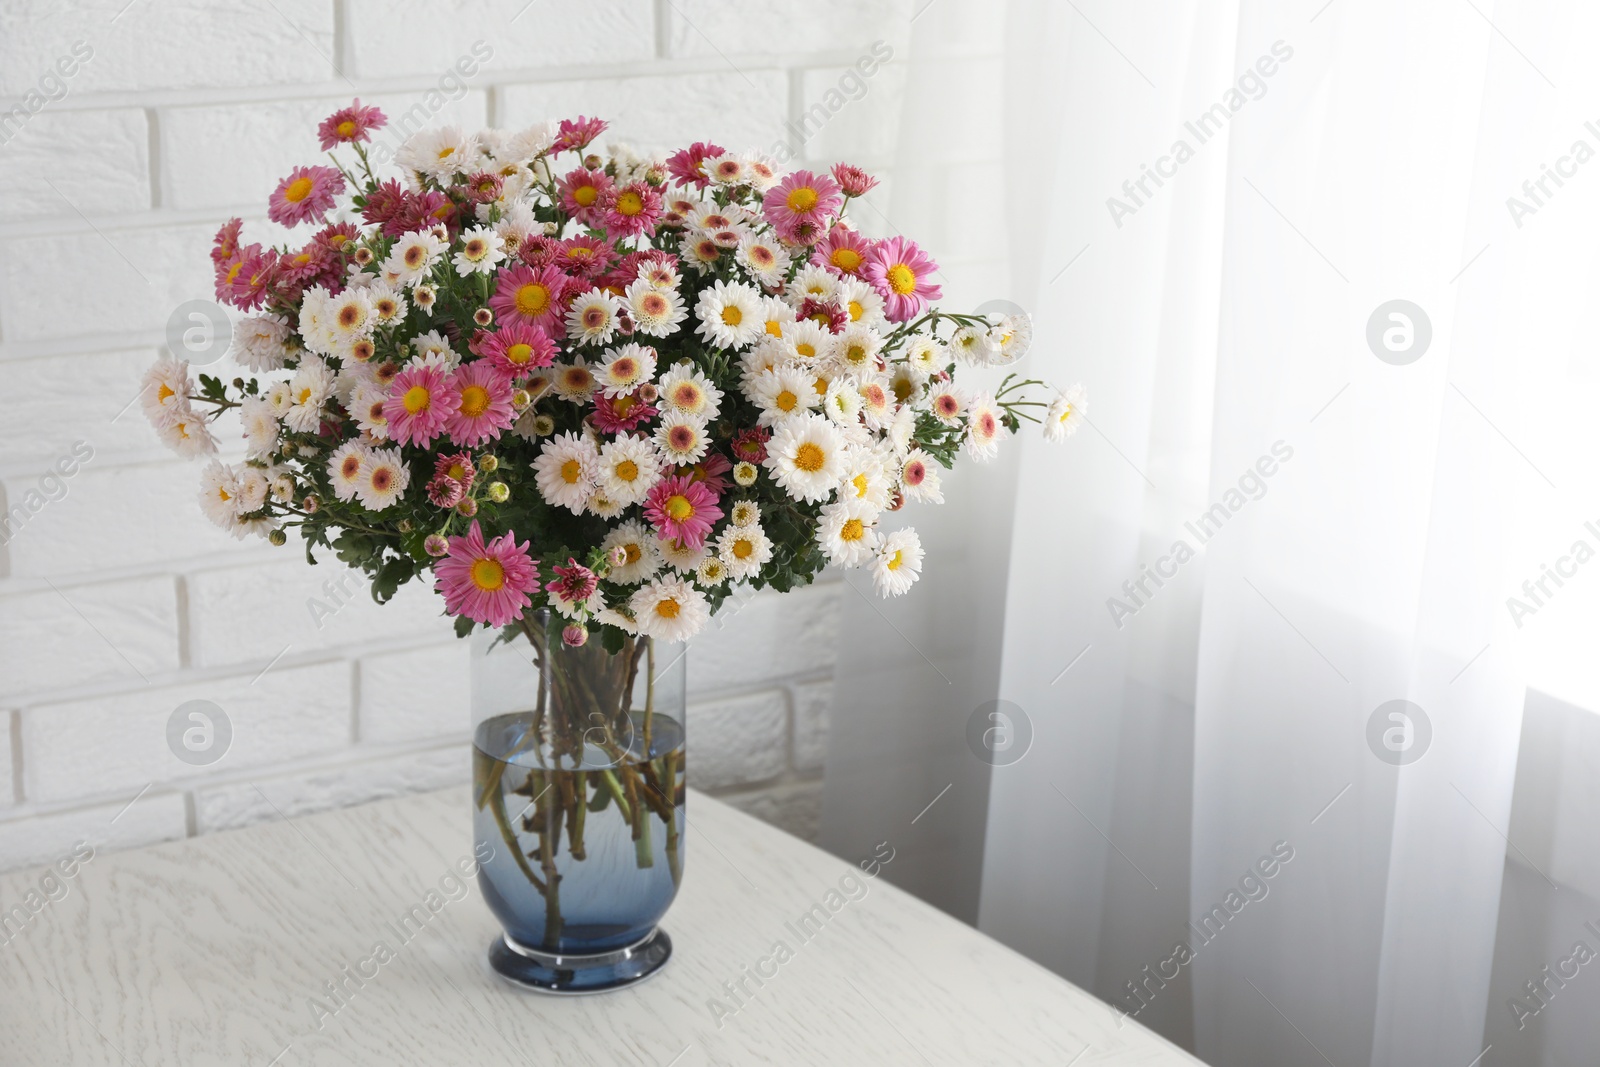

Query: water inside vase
left=473, top=710, right=685, bottom=955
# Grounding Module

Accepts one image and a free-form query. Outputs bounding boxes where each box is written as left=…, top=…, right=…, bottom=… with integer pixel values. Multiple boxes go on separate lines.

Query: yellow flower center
left=471, top=558, right=504, bottom=591
left=887, top=550, right=904, bottom=571
left=615, top=190, right=644, bottom=216
left=765, top=320, right=783, bottom=337
left=831, top=248, right=862, bottom=272
left=655, top=598, right=681, bottom=619
left=721, top=305, right=743, bottom=326
left=336, top=120, right=357, bottom=137
left=893, top=378, right=914, bottom=402
left=848, top=300, right=864, bottom=321
left=814, top=376, right=828, bottom=396
left=516, top=283, right=550, bottom=316
left=795, top=343, right=815, bottom=359
left=886, top=264, right=917, bottom=295
left=402, top=386, right=430, bottom=414
left=437, top=145, right=455, bottom=160
left=506, top=343, right=533, bottom=365
left=573, top=185, right=599, bottom=207
left=284, top=176, right=314, bottom=203
left=852, top=474, right=869, bottom=497
left=1059, top=406, right=1074, bottom=422
left=666, top=495, right=694, bottom=522
left=794, top=442, right=825, bottom=472
left=560, top=458, right=582, bottom=483
left=841, top=518, right=865, bottom=542
left=775, top=390, right=797, bottom=412
left=733, top=538, right=753, bottom=559
left=615, top=459, right=639, bottom=482
left=786, top=186, right=819, bottom=213
left=623, top=543, right=642, bottom=564
left=459, top=385, right=490, bottom=417
left=157, top=383, right=176, bottom=402
left=448, top=463, right=468, bottom=481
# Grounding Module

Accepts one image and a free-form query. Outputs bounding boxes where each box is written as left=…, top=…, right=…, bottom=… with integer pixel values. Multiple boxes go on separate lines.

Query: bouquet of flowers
left=141, top=102, right=1084, bottom=650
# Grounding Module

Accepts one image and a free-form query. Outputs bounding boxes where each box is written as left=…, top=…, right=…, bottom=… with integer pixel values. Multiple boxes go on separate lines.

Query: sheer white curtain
left=829, top=0, right=1600, bottom=1064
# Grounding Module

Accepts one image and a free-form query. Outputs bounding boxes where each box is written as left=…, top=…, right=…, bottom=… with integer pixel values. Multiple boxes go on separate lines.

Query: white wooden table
left=0, top=787, right=1203, bottom=1065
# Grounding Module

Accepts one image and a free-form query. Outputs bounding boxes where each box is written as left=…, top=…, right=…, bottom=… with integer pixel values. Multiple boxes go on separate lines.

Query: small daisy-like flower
left=601, top=520, right=662, bottom=584
left=836, top=278, right=888, bottom=330
left=355, top=447, right=410, bottom=511
left=788, top=264, right=839, bottom=307
left=141, top=357, right=194, bottom=425
left=591, top=391, right=657, bottom=435
left=433, top=520, right=539, bottom=628
left=443, top=362, right=515, bottom=448
left=750, top=364, right=820, bottom=426
left=452, top=226, right=506, bottom=276
left=284, top=359, right=336, bottom=433
left=994, top=312, right=1033, bottom=363
left=949, top=324, right=998, bottom=366
left=396, top=126, right=475, bottom=181
left=552, top=358, right=597, bottom=402
left=666, top=141, right=726, bottom=189
left=654, top=414, right=712, bottom=465
left=864, top=236, right=943, bottom=322
left=695, top=556, right=729, bottom=587
left=736, top=232, right=791, bottom=287
left=383, top=229, right=449, bottom=288
left=888, top=363, right=927, bottom=405
left=597, top=343, right=658, bottom=399
left=352, top=383, right=390, bottom=440
left=858, top=378, right=892, bottom=431
left=532, top=431, right=598, bottom=514
left=491, top=263, right=568, bottom=330
left=629, top=576, right=711, bottom=642
left=678, top=232, right=723, bottom=273
left=658, top=363, right=723, bottom=420
left=557, top=166, right=614, bottom=224
left=900, top=448, right=945, bottom=504
left=238, top=396, right=280, bottom=460
left=762, top=169, right=842, bottom=240
left=831, top=163, right=880, bottom=198
left=626, top=278, right=687, bottom=338
left=383, top=364, right=457, bottom=447
left=644, top=474, right=723, bottom=549
left=328, top=289, right=374, bottom=342
left=198, top=461, right=243, bottom=528
left=328, top=444, right=371, bottom=508
left=588, top=489, right=625, bottom=518
left=367, top=283, right=408, bottom=327
left=965, top=392, right=1003, bottom=461
left=602, top=181, right=663, bottom=237
left=553, top=115, right=607, bottom=153
left=232, top=314, right=292, bottom=373
left=830, top=324, right=884, bottom=375
left=838, top=450, right=892, bottom=511
left=732, top=460, right=758, bottom=487
left=872, top=527, right=923, bottom=597
left=1043, top=384, right=1087, bottom=443
left=159, top=408, right=217, bottom=458
left=545, top=558, right=601, bottom=619
left=730, top=500, right=760, bottom=527
left=812, top=227, right=872, bottom=278
left=565, top=288, right=623, bottom=346
left=759, top=297, right=797, bottom=341
left=694, top=280, right=766, bottom=349
left=928, top=385, right=964, bottom=425
left=637, top=258, right=681, bottom=290
left=731, top=425, right=771, bottom=464
left=597, top=434, right=664, bottom=505
left=744, top=153, right=781, bottom=191
left=413, top=284, right=437, bottom=311
left=716, top=522, right=773, bottom=580
left=766, top=412, right=846, bottom=503
left=410, top=330, right=458, bottom=370
left=318, top=98, right=386, bottom=150
left=904, top=336, right=943, bottom=376
left=480, top=322, right=557, bottom=378
left=818, top=497, right=879, bottom=567
left=657, top=537, right=706, bottom=575
left=268, top=165, right=344, bottom=227
left=784, top=320, right=832, bottom=364
left=704, top=152, right=746, bottom=185
left=823, top=375, right=863, bottom=426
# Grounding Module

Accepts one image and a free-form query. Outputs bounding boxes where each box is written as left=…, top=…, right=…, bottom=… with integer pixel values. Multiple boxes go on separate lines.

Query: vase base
left=488, top=928, right=672, bottom=994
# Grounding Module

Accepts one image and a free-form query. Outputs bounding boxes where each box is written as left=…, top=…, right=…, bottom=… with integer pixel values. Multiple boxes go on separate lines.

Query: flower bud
left=512, top=389, right=532, bottom=410
left=397, top=519, right=413, bottom=533
left=457, top=498, right=478, bottom=517
left=487, top=481, right=509, bottom=502
left=354, top=247, right=374, bottom=265
left=479, top=454, right=499, bottom=473
left=533, top=414, right=556, bottom=436
left=424, top=534, right=450, bottom=557
left=609, top=544, right=629, bottom=567
left=733, top=462, right=758, bottom=487
left=638, top=383, right=659, bottom=403
left=268, top=528, right=288, bottom=546
left=562, top=624, right=589, bottom=648
left=302, top=494, right=320, bottom=513
left=474, top=307, right=493, bottom=326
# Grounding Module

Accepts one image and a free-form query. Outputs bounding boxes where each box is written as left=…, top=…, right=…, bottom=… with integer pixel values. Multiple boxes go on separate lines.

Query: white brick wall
left=0, top=0, right=919, bottom=872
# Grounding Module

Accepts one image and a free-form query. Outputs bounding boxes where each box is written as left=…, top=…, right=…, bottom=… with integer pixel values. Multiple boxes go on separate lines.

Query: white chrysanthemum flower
left=695, top=555, right=729, bottom=587
left=716, top=522, right=773, bottom=580
left=837, top=449, right=892, bottom=511
left=783, top=320, right=832, bottom=364
left=688, top=203, right=744, bottom=231
left=412, top=284, right=438, bottom=313
left=283, top=359, right=335, bottom=434
left=994, top=312, right=1033, bottom=363
left=158, top=407, right=217, bottom=457
left=703, top=152, right=746, bottom=186
left=658, top=538, right=706, bottom=574
left=198, top=460, right=243, bottom=528
left=743, top=152, right=782, bottom=191
left=965, top=392, right=1003, bottom=461
left=597, top=603, right=640, bottom=635
left=566, top=289, right=623, bottom=346
left=597, top=343, right=658, bottom=399
left=503, top=122, right=554, bottom=162
left=694, top=280, right=766, bottom=349
left=900, top=448, right=945, bottom=504
left=267, top=466, right=296, bottom=503
left=904, top=335, right=943, bottom=376
left=1042, top=384, right=1087, bottom=442
left=552, top=359, right=598, bottom=403
left=367, top=282, right=408, bottom=328
left=232, top=314, right=292, bottom=372
left=629, top=576, right=710, bottom=642
left=729, top=500, right=760, bottom=528
left=602, top=520, right=662, bottom=585
left=493, top=201, right=541, bottom=254
left=328, top=289, right=375, bottom=343
left=872, top=528, right=924, bottom=597
left=351, top=383, right=390, bottom=440
left=756, top=296, right=796, bottom=340
left=788, top=264, right=839, bottom=306
left=141, top=357, right=195, bottom=428
left=736, top=233, right=791, bottom=287
left=928, top=384, right=965, bottom=426
left=532, top=431, right=598, bottom=514
left=452, top=225, right=506, bottom=276
left=887, top=404, right=917, bottom=456
left=657, top=362, right=723, bottom=420
left=355, top=446, right=408, bottom=511
left=817, top=498, right=879, bottom=567
left=587, top=490, right=626, bottom=518
left=295, top=286, right=334, bottom=353
left=733, top=461, right=758, bottom=486
left=654, top=414, right=711, bottom=464
left=949, top=325, right=999, bottom=366
left=837, top=277, right=887, bottom=330
left=738, top=339, right=788, bottom=395
left=383, top=230, right=449, bottom=288
left=596, top=435, right=663, bottom=505
left=264, top=381, right=294, bottom=419
left=750, top=365, right=820, bottom=426
left=626, top=278, right=687, bottom=338
left=327, top=440, right=368, bottom=503
left=766, top=412, right=846, bottom=503
left=830, top=324, right=884, bottom=376
left=888, top=363, right=927, bottom=406
left=238, top=396, right=280, bottom=460
left=235, top=466, right=270, bottom=513
left=858, top=377, right=893, bottom=431
left=678, top=230, right=723, bottom=273
left=822, top=376, right=863, bottom=426
left=396, top=126, right=475, bottom=180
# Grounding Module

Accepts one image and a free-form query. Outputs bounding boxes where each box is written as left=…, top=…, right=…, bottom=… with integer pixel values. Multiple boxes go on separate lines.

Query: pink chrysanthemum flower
left=590, top=392, right=657, bottom=435
left=458, top=170, right=504, bottom=205
left=489, top=263, right=568, bottom=330
left=762, top=170, right=842, bottom=241
left=644, top=474, right=723, bottom=549
left=383, top=365, right=457, bottom=447
left=602, top=181, right=663, bottom=238
left=434, top=521, right=539, bottom=628
left=731, top=427, right=770, bottom=464
left=864, top=236, right=943, bottom=322
left=426, top=474, right=464, bottom=508
left=666, top=141, right=726, bottom=189
left=432, top=451, right=477, bottom=494
left=210, top=217, right=243, bottom=266
left=545, top=558, right=599, bottom=611
left=217, top=247, right=279, bottom=310
left=443, top=361, right=515, bottom=448
left=267, top=165, right=345, bottom=227
left=479, top=322, right=556, bottom=378
left=557, top=167, right=614, bottom=225
left=796, top=297, right=847, bottom=334
left=553, top=115, right=607, bottom=153
left=811, top=227, right=872, bottom=278
left=277, top=241, right=335, bottom=287
left=677, top=453, right=733, bottom=494
left=556, top=235, right=614, bottom=280
left=830, top=162, right=879, bottom=198
left=317, top=98, right=387, bottom=150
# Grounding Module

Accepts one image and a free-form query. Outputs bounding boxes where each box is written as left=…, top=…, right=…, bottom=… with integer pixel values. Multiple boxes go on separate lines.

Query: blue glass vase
left=472, top=612, right=686, bottom=993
